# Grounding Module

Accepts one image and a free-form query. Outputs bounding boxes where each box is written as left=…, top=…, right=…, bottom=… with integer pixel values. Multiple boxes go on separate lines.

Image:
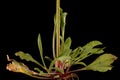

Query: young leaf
left=64, top=37, right=72, bottom=49
left=60, top=8, right=67, bottom=43
left=84, top=54, right=117, bottom=72
left=34, top=67, right=45, bottom=75
left=38, top=34, right=47, bottom=70
left=59, top=48, right=72, bottom=57
left=45, top=56, right=53, bottom=62
left=73, top=62, right=87, bottom=66
left=60, top=37, right=72, bottom=56
left=34, top=67, right=42, bottom=73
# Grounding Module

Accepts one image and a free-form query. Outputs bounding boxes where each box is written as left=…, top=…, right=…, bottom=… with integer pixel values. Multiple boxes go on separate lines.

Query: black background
left=0, top=0, right=119, bottom=80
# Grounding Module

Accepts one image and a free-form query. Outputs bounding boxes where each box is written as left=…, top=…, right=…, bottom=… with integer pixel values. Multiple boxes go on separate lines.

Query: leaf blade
left=84, top=54, right=117, bottom=72
left=37, top=34, right=47, bottom=70
left=15, top=51, right=39, bottom=64
left=15, top=51, right=47, bottom=71
left=75, top=40, right=104, bottom=62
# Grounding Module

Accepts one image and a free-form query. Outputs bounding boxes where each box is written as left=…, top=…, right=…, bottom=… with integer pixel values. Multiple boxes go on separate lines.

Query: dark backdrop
left=0, top=0, right=119, bottom=80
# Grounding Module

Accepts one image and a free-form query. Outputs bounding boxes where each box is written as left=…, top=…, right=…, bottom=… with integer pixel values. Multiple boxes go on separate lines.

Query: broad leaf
left=84, top=54, right=117, bottom=72
left=44, top=56, right=52, bottom=62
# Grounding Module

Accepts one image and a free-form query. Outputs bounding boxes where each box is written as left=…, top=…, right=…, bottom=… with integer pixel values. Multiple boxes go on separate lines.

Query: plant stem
left=56, top=0, right=61, bottom=57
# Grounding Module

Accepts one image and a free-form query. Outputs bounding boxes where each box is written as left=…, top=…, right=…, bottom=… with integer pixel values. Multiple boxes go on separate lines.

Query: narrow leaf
left=71, top=47, right=82, bottom=59
left=83, top=40, right=102, bottom=49
left=73, top=62, right=87, bottom=66
left=81, top=40, right=103, bottom=57
left=52, top=14, right=57, bottom=59
left=90, top=48, right=105, bottom=54
left=45, top=56, right=52, bottom=62
left=75, top=40, right=103, bottom=62
left=60, top=8, right=67, bottom=43
left=38, top=34, right=47, bottom=69
left=34, top=67, right=44, bottom=74
left=34, top=67, right=42, bottom=73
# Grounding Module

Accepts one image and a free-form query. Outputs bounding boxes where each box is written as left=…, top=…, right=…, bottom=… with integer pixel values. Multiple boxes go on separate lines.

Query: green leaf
left=58, top=55, right=71, bottom=68
left=34, top=67, right=44, bottom=74
left=60, top=9, right=67, bottom=31
left=57, top=55, right=71, bottom=61
left=75, top=40, right=104, bottom=62
left=81, top=40, right=103, bottom=57
left=60, top=8, right=67, bottom=43
left=60, top=37, right=72, bottom=56
left=48, top=59, right=56, bottom=71
left=38, top=34, right=47, bottom=69
left=71, top=47, right=82, bottom=59
left=59, top=48, right=72, bottom=57
left=73, top=62, right=87, bottom=66
left=83, top=40, right=102, bottom=48
left=15, top=51, right=46, bottom=70
left=84, top=54, right=117, bottom=72
left=44, top=56, right=52, bottom=62
left=90, top=48, right=105, bottom=54
left=64, top=37, right=72, bottom=49
left=15, top=51, right=39, bottom=64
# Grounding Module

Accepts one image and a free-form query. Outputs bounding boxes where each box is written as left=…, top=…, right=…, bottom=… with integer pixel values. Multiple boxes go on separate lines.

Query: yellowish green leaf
left=84, top=54, right=117, bottom=72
